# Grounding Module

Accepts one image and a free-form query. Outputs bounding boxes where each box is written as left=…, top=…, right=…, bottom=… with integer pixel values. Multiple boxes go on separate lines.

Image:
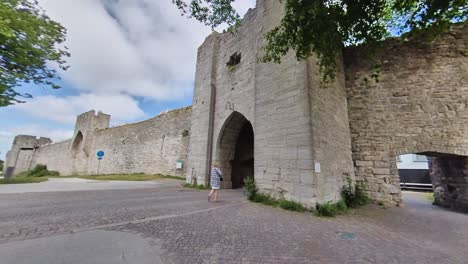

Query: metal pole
left=97, top=159, right=101, bottom=175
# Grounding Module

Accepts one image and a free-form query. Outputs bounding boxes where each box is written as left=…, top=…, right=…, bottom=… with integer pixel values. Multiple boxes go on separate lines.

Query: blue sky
left=0, top=0, right=256, bottom=159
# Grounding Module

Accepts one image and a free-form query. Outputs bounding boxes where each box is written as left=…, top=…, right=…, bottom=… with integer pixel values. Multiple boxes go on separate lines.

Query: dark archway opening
left=395, top=151, right=468, bottom=212
left=230, top=122, right=254, bottom=189
left=216, top=111, right=254, bottom=189
left=397, top=153, right=431, bottom=191
left=71, top=131, right=83, bottom=158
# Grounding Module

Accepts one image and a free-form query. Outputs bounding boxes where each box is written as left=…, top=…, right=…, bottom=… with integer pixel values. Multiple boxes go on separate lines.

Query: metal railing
left=400, top=182, right=432, bottom=191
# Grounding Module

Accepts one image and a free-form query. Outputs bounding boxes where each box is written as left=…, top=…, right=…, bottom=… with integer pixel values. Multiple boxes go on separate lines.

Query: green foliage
left=1, top=163, right=57, bottom=184
left=425, top=192, right=435, bottom=203
left=80, top=173, right=185, bottom=181
left=252, top=193, right=279, bottom=206
left=23, top=164, right=59, bottom=177
left=172, top=0, right=240, bottom=29
left=244, top=177, right=306, bottom=212
left=278, top=199, right=305, bottom=212
left=182, top=183, right=210, bottom=189
left=243, top=176, right=257, bottom=200
left=0, top=159, right=3, bottom=172
left=342, top=177, right=370, bottom=208
left=315, top=200, right=347, bottom=217
left=0, top=0, right=69, bottom=107
left=0, top=176, right=48, bottom=184
left=174, top=0, right=467, bottom=81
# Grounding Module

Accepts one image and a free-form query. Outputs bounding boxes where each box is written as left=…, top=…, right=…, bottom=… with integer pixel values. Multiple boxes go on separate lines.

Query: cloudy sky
left=0, top=0, right=256, bottom=159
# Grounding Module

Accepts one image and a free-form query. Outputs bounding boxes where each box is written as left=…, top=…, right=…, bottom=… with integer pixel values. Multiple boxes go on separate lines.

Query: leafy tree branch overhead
left=0, top=0, right=69, bottom=107
left=173, top=0, right=467, bottom=80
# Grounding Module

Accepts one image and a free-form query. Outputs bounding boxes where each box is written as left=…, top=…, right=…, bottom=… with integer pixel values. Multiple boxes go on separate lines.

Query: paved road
left=0, top=177, right=163, bottom=194
left=0, top=180, right=467, bottom=264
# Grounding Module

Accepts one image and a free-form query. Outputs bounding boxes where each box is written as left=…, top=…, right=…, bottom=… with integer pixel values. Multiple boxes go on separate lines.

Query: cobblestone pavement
left=0, top=182, right=467, bottom=264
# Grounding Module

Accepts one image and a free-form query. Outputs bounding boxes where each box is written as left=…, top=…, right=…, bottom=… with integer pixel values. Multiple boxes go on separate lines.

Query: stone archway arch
left=354, top=140, right=468, bottom=209
left=71, top=131, right=84, bottom=158
left=214, top=111, right=254, bottom=189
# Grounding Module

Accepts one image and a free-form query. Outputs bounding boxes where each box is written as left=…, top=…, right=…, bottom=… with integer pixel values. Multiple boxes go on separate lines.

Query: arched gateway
left=215, top=112, right=254, bottom=189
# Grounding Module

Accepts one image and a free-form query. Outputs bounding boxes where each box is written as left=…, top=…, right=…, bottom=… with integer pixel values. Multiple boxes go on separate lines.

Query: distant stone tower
left=3, top=135, right=52, bottom=178
left=70, top=110, right=110, bottom=174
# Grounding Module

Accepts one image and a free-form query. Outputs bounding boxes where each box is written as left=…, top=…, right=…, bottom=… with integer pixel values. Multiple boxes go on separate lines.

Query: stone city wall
left=431, top=155, right=468, bottom=212
left=89, top=107, right=191, bottom=176
left=344, top=24, right=468, bottom=205
left=7, top=107, right=191, bottom=177
left=32, top=140, right=73, bottom=175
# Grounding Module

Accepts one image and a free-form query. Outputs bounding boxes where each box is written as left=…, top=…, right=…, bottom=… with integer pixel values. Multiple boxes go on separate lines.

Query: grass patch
left=251, top=193, right=306, bottom=212
left=252, top=193, right=279, bottom=206
left=15, top=164, right=60, bottom=178
left=244, top=177, right=306, bottom=212
left=80, top=173, right=185, bottom=181
left=0, top=164, right=59, bottom=184
left=0, top=168, right=184, bottom=184
left=425, top=192, right=435, bottom=203
left=315, top=200, right=347, bottom=217
left=278, top=199, right=306, bottom=212
left=0, top=176, right=49, bottom=184
left=182, top=183, right=210, bottom=190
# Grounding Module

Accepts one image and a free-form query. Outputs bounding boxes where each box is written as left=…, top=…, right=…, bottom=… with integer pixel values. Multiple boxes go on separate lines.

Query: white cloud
left=36, top=0, right=256, bottom=101
left=11, top=94, right=145, bottom=125
left=37, top=0, right=204, bottom=101
left=0, top=0, right=257, bottom=160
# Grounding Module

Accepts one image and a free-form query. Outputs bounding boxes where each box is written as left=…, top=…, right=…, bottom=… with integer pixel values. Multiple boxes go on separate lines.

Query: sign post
left=96, top=151, right=105, bottom=175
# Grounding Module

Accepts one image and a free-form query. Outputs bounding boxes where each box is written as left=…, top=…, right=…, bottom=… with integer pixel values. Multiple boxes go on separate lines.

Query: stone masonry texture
left=187, top=0, right=355, bottom=208
left=5, top=0, right=468, bottom=210
left=6, top=107, right=191, bottom=177
left=344, top=23, right=468, bottom=207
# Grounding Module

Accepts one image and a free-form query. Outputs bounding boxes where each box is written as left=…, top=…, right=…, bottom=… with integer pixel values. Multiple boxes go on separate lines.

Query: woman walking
left=208, top=162, right=223, bottom=202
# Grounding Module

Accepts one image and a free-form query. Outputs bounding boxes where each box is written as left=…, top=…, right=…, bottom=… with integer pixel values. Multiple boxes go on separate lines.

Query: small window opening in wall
left=227, top=52, right=241, bottom=67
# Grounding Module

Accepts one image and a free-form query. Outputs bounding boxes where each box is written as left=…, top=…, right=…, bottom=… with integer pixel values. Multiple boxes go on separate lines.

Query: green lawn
left=0, top=176, right=49, bottom=184
left=0, top=173, right=185, bottom=184
left=79, top=173, right=185, bottom=181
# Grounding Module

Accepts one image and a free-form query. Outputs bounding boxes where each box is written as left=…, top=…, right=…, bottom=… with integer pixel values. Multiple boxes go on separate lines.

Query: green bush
left=342, top=177, right=369, bottom=208
left=243, top=176, right=307, bottom=212
left=25, top=164, right=60, bottom=178
left=252, top=193, right=279, bottom=206
left=197, top=184, right=207, bottom=189
left=182, top=183, right=209, bottom=190
left=278, top=199, right=305, bottom=212
left=243, top=176, right=257, bottom=200
left=315, top=200, right=347, bottom=217
left=316, top=202, right=338, bottom=217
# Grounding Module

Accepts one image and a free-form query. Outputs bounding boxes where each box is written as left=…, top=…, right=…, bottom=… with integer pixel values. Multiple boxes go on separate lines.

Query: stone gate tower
left=187, top=0, right=468, bottom=211
left=186, top=0, right=355, bottom=207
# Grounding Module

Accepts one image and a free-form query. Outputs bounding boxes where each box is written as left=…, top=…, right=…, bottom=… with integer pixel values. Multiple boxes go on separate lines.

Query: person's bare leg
left=208, top=189, right=214, bottom=201
left=214, top=190, right=219, bottom=202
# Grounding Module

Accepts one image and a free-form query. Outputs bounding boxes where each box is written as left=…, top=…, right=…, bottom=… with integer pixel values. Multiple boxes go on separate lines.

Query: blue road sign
left=97, top=151, right=105, bottom=158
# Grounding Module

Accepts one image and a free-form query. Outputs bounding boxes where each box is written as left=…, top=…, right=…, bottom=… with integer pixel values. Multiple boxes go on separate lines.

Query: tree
left=0, top=0, right=69, bottom=107
left=0, top=159, right=3, bottom=172
left=173, top=0, right=467, bottom=80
